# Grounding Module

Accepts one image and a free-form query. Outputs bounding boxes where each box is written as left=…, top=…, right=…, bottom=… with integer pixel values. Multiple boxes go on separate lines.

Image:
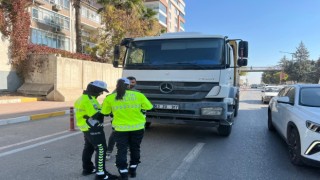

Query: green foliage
left=262, top=71, right=281, bottom=84
left=239, top=71, right=247, bottom=76
left=90, top=1, right=161, bottom=63
left=279, top=42, right=320, bottom=83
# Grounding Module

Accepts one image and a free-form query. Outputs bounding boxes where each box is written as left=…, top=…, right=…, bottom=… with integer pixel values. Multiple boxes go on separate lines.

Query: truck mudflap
left=146, top=101, right=232, bottom=127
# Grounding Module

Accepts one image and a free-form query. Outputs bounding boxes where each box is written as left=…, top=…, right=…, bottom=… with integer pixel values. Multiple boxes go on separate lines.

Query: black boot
left=95, top=171, right=118, bottom=180
left=118, top=169, right=128, bottom=180
left=82, top=168, right=96, bottom=176
left=128, top=164, right=138, bottom=178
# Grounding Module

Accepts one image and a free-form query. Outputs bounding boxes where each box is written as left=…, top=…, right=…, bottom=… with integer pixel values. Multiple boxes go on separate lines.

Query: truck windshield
left=124, top=38, right=224, bottom=70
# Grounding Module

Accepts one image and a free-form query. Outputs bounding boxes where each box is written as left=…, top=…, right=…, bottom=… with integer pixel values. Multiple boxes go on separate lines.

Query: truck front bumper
left=146, top=101, right=233, bottom=127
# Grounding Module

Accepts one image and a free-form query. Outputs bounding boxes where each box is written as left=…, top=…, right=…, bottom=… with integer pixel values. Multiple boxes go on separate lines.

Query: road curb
left=0, top=110, right=70, bottom=126
left=0, top=97, right=42, bottom=104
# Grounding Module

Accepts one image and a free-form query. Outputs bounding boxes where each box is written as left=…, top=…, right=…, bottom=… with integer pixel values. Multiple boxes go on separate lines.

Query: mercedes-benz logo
left=159, top=82, right=174, bottom=93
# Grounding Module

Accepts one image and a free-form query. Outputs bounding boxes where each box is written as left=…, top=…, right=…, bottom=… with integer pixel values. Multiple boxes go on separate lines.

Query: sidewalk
left=0, top=97, right=74, bottom=126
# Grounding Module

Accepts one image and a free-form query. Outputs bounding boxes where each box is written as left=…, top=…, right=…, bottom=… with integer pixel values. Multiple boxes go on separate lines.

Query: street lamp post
left=279, top=51, right=294, bottom=60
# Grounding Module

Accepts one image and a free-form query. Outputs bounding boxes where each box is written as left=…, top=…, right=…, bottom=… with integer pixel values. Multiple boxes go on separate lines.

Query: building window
left=81, top=6, right=101, bottom=23
left=179, top=12, right=185, bottom=19
left=43, top=0, right=70, bottom=10
left=32, top=8, right=70, bottom=30
left=180, top=21, right=185, bottom=29
left=31, top=28, right=70, bottom=51
left=159, top=13, right=167, bottom=25
left=178, top=2, right=185, bottom=12
left=159, top=2, right=167, bottom=14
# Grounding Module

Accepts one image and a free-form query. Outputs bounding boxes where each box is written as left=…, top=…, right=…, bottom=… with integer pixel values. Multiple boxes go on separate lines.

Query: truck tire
left=234, top=95, right=239, bottom=117
left=234, top=102, right=239, bottom=117
left=218, top=125, right=232, bottom=136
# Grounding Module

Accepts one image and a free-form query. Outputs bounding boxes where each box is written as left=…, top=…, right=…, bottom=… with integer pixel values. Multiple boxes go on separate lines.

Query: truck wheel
left=234, top=102, right=239, bottom=117
left=234, top=96, right=239, bottom=117
left=145, top=122, right=152, bottom=129
left=218, top=125, right=232, bottom=136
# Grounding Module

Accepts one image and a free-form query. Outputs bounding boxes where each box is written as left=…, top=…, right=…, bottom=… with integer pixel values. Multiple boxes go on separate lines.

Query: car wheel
left=267, top=110, right=275, bottom=131
left=218, top=125, right=232, bottom=137
left=145, top=122, right=152, bottom=129
left=287, top=127, right=304, bottom=165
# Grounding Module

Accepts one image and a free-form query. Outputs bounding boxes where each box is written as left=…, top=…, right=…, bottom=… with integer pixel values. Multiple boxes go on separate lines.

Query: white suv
left=268, top=84, right=320, bottom=167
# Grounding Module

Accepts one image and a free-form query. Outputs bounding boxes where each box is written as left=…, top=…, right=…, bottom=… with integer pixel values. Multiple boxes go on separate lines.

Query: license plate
left=154, top=104, right=179, bottom=110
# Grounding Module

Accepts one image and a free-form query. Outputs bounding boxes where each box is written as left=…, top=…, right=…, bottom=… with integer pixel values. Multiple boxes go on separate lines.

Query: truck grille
left=136, top=81, right=218, bottom=100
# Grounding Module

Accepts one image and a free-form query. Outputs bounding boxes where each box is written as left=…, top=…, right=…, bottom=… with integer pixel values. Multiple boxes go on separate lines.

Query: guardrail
left=240, top=66, right=282, bottom=72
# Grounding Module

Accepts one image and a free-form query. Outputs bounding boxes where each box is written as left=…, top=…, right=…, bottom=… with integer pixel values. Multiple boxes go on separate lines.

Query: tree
left=239, top=71, right=247, bottom=76
left=306, top=58, right=320, bottom=83
left=262, top=71, right=282, bottom=84
left=73, top=0, right=82, bottom=53
left=89, top=0, right=161, bottom=63
left=279, top=42, right=317, bottom=83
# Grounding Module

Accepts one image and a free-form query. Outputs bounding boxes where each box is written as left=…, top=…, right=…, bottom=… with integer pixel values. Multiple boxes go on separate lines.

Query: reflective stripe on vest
left=113, top=123, right=145, bottom=131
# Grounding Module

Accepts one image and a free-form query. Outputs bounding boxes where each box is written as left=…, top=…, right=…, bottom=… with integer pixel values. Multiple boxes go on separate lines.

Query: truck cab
left=113, top=32, right=248, bottom=136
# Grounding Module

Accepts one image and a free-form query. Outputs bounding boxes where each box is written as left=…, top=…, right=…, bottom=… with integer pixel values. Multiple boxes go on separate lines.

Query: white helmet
left=90, top=80, right=109, bottom=92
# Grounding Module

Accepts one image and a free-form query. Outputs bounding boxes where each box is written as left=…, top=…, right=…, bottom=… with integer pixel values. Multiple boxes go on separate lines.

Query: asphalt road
left=0, top=89, right=319, bottom=180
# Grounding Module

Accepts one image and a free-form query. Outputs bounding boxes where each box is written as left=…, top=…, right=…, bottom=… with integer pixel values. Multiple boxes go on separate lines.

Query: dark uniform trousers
left=114, top=129, right=145, bottom=169
left=82, top=127, right=107, bottom=173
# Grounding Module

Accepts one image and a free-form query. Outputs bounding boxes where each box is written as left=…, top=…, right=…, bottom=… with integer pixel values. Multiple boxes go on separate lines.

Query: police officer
left=106, top=76, right=139, bottom=160
left=74, top=80, right=118, bottom=180
left=101, top=78, right=153, bottom=180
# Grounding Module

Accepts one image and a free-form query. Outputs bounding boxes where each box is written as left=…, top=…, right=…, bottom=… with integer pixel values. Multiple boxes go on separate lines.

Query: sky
left=184, top=0, right=320, bottom=84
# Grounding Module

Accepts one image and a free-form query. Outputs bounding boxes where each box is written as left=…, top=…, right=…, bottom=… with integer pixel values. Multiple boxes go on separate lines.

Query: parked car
left=251, top=84, right=258, bottom=88
left=261, top=86, right=283, bottom=103
left=268, top=84, right=320, bottom=167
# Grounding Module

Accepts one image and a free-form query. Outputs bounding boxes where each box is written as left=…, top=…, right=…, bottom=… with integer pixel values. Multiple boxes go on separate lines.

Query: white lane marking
left=0, top=130, right=69, bottom=151
left=0, top=131, right=82, bottom=158
left=0, top=123, right=111, bottom=158
left=169, top=142, right=205, bottom=180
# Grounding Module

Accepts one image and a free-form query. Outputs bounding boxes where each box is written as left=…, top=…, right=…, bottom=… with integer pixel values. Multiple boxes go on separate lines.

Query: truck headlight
left=201, top=107, right=223, bottom=115
left=306, top=120, right=320, bottom=133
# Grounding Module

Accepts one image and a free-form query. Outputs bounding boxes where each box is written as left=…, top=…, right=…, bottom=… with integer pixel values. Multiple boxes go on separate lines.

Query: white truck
left=113, top=32, right=248, bottom=136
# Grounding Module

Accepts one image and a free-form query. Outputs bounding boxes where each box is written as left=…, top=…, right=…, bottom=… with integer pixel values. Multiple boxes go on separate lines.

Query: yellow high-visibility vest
left=101, top=90, right=153, bottom=132
left=74, top=94, right=101, bottom=132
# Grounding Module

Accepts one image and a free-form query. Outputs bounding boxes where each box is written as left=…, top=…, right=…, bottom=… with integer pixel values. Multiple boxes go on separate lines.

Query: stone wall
left=18, top=54, right=122, bottom=101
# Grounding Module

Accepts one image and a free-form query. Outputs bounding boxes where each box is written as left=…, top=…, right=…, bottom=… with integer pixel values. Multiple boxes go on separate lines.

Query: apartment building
left=30, top=0, right=101, bottom=53
left=144, top=0, right=186, bottom=32
left=29, top=0, right=185, bottom=54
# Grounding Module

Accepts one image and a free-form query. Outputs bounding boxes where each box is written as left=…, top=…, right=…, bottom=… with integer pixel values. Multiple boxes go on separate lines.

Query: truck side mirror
left=237, top=59, right=248, bottom=66
left=238, top=41, right=248, bottom=58
left=113, top=45, right=120, bottom=68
